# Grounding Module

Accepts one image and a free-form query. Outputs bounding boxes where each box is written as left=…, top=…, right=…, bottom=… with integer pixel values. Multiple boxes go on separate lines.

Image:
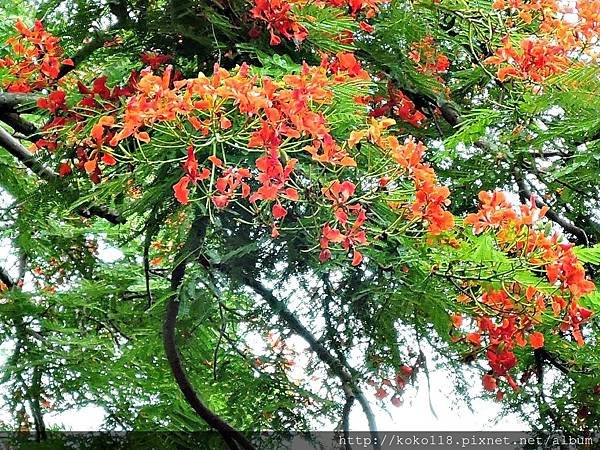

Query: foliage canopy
left=0, top=0, right=599, bottom=448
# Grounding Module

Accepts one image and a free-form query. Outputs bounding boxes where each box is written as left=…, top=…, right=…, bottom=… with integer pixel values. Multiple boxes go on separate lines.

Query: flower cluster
left=323, top=52, right=371, bottom=81
left=249, top=0, right=388, bottom=46
left=249, top=0, right=309, bottom=45
left=172, top=145, right=211, bottom=204
left=408, top=36, right=450, bottom=80
left=465, top=191, right=595, bottom=301
left=0, top=20, right=72, bottom=92
left=35, top=71, right=142, bottom=182
left=485, top=35, right=569, bottom=83
left=42, top=59, right=365, bottom=244
left=369, top=83, right=426, bottom=128
left=369, top=364, right=414, bottom=407
left=319, top=180, right=368, bottom=265
left=346, top=120, right=454, bottom=235
left=458, top=191, right=595, bottom=396
left=391, top=139, right=453, bottom=234
left=488, top=0, right=600, bottom=82
left=492, top=0, right=599, bottom=49
left=492, top=0, right=559, bottom=25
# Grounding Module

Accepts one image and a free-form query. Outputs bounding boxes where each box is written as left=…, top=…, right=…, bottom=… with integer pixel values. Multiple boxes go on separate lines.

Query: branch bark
left=1, top=112, right=40, bottom=140
left=0, top=93, right=41, bottom=112
left=30, top=366, right=47, bottom=441
left=0, top=125, right=125, bottom=224
left=341, top=383, right=355, bottom=450
left=0, top=125, right=58, bottom=180
left=164, top=214, right=254, bottom=450
left=237, top=274, right=381, bottom=450
left=537, top=348, right=571, bottom=376
left=0, top=266, right=15, bottom=288
left=513, top=168, right=589, bottom=246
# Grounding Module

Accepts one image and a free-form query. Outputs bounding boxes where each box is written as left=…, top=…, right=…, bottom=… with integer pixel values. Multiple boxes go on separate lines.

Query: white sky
left=0, top=351, right=526, bottom=431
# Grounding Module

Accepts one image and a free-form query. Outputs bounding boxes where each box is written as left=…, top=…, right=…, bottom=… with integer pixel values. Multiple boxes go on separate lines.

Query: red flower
left=390, top=396, right=403, bottom=407
left=249, top=0, right=308, bottom=46
left=102, top=152, right=116, bottom=166
left=36, top=90, right=66, bottom=114
left=322, top=180, right=356, bottom=205
left=172, top=146, right=210, bottom=204
left=58, top=162, right=72, bottom=177
left=250, top=155, right=298, bottom=205
left=140, top=52, right=172, bottom=70
left=319, top=180, right=368, bottom=264
left=374, top=387, right=388, bottom=399
left=212, top=166, right=252, bottom=208
left=173, top=177, right=191, bottom=205
left=248, top=122, right=281, bottom=154
left=529, top=332, right=544, bottom=349
left=272, top=202, right=287, bottom=219
left=466, top=332, right=481, bottom=346
left=482, top=374, right=498, bottom=392
left=351, top=249, right=363, bottom=266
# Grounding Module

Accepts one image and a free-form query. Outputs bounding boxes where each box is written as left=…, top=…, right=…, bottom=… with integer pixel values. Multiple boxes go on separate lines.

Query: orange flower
left=486, top=35, right=570, bottom=83
left=529, top=332, right=544, bottom=349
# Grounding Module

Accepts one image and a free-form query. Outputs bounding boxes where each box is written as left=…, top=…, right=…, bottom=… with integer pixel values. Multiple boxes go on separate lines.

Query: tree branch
left=1, top=112, right=40, bottom=139
left=538, top=348, right=571, bottom=376
left=0, top=125, right=58, bottom=180
left=0, top=125, right=125, bottom=224
left=240, top=275, right=354, bottom=383
left=237, top=274, right=380, bottom=450
left=79, top=205, right=125, bottom=225
left=164, top=213, right=254, bottom=450
left=341, top=385, right=355, bottom=450
left=0, top=266, right=15, bottom=288
left=30, top=366, right=47, bottom=441
left=513, top=168, right=589, bottom=246
left=0, top=93, right=41, bottom=112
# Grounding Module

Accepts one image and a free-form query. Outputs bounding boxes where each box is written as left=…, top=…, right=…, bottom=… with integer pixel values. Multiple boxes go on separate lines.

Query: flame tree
left=0, top=0, right=599, bottom=447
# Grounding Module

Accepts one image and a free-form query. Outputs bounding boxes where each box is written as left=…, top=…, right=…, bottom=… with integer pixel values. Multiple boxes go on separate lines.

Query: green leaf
left=574, top=244, right=600, bottom=266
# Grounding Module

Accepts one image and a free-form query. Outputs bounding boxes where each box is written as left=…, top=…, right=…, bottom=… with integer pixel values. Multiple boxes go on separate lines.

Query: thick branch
left=341, top=387, right=355, bottom=450
left=538, top=348, right=571, bottom=376
left=0, top=93, right=41, bottom=112
left=1, top=113, right=40, bottom=139
left=30, top=366, right=47, bottom=441
left=354, top=391, right=379, bottom=439
left=0, top=125, right=58, bottom=180
left=164, top=214, right=254, bottom=450
left=79, top=205, right=125, bottom=224
left=0, top=125, right=125, bottom=224
left=0, top=266, right=15, bottom=288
